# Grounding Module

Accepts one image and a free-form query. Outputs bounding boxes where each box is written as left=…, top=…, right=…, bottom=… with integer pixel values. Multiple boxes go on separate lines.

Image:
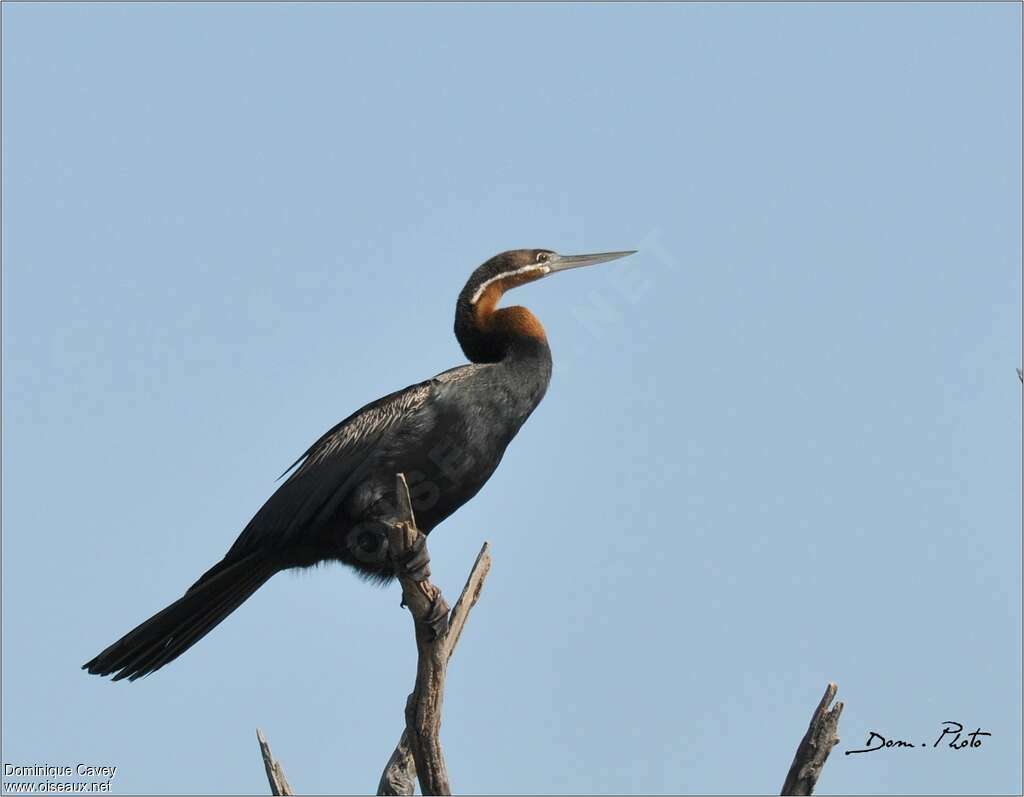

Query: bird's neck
left=454, top=292, right=551, bottom=366
left=454, top=295, right=552, bottom=431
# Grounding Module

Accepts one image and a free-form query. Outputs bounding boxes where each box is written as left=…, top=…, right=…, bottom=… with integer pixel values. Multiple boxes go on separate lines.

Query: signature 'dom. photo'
left=846, top=722, right=993, bottom=755
left=1, top=2, right=1021, bottom=796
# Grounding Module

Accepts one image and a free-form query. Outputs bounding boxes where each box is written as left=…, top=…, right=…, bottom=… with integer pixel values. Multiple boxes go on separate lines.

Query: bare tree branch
left=256, top=728, right=294, bottom=796
left=385, top=472, right=450, bottom=794
left=378, top=541, right=492, bottom=795
left=378, top=730, right=417, bottom=797
left=256, top=477, right=838, bottom=797
left=447, top=542, right=492, bottom=651
left=781, top=682, right=844, bottom=796
left=382, top=472, right=485, bottom=796
left=256, top=473, right=492, bottom=797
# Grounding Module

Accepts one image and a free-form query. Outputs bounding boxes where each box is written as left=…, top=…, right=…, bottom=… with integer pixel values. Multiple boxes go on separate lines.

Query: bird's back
left=215, top=352, right=549, bottom=579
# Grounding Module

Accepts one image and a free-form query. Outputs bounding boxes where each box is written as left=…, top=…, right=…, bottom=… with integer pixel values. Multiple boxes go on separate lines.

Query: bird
left=83, top=248, right=636, bottom=681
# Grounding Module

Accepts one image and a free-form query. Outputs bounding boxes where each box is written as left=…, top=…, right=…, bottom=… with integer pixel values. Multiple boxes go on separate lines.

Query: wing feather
left=224, top=379, right=435, bottom=559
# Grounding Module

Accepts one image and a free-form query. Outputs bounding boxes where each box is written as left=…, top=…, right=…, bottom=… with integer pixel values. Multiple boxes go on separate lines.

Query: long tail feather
left=83, top=554, right=278, bottom=681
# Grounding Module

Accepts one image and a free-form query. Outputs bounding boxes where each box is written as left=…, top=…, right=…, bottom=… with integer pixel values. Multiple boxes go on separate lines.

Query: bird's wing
left=221, top=378, right=439, bottom=562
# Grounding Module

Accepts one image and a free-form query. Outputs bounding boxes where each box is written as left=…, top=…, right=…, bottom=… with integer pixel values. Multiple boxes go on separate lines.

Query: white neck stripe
left=470, top=265, right=549, bottom=304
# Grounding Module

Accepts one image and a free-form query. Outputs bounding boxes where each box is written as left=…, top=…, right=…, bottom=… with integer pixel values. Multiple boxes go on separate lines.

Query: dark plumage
left=83, top=248, right=635, bottom=681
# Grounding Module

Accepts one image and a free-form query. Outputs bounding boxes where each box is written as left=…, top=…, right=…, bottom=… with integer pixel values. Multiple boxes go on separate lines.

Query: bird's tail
left=82, top=553, right=278, bottom=681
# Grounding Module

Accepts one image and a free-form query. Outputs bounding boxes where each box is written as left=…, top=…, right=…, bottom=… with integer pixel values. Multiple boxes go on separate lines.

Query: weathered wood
left=256, top=471, right=837, bottom=795
left=780, top=682, right=844, bottom=796
left=386, top=473, right=451, bottom=795
left=256, top=728, right=294, bottom=796
left=256, top=473, right=492, bottom=797
left=377, top=729, right=417, bottom=797
left=447, top=542, right=492, bottom=652
left=377, top=540, right=492, bottom=796
left=375, top=474, right=498, bottom=796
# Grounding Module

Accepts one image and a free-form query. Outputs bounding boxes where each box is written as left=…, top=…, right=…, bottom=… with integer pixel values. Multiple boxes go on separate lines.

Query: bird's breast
left=343, top=395, right=521, bottom=531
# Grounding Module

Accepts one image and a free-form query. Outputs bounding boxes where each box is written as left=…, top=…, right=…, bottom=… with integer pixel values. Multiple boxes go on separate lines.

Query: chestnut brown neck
left=455, top=281, right=549, bottom=365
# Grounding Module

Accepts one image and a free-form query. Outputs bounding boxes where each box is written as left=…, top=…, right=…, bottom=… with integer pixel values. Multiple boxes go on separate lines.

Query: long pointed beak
left=546, top=250, right=637, bottom=273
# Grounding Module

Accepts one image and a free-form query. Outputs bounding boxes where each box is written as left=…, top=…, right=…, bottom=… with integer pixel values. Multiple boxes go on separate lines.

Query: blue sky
left=2, top=3, right=1021, bottom=794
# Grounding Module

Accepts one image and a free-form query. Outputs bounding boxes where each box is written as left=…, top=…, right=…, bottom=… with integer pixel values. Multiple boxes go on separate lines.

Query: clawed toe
left=394, top=534, right=431, bottom=582
left=423, top=595, right=449, bottom=640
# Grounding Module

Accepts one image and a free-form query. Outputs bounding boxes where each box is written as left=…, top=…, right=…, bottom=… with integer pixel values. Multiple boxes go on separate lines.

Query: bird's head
left=456, top=248, right=636, bottom=362
left=460, top=248, right=637, bottom=310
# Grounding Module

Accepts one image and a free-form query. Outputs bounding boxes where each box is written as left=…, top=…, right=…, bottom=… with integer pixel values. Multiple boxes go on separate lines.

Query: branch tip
left=780, top=682, right=843, bottom=796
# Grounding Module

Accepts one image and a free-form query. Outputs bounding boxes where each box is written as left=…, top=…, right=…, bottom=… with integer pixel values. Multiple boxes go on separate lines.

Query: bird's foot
left=422, top=593, right=449, bottom=641
left=397, top=592, right=448, bottom=640
left=393, top=533, right=431, bottom=583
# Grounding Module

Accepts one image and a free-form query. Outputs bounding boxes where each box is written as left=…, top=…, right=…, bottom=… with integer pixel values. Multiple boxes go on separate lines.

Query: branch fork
left=256, top=473, right=491, bottom=797
left=377, top=473, right=492, bottom=796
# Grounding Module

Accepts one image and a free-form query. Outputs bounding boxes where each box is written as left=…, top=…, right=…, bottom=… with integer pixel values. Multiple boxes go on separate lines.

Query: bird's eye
left=536, top=252, right=550, bottom=263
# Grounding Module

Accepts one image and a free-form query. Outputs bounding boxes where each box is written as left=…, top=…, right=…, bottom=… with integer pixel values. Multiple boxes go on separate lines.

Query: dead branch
left=780, top=682, right=844, bottom=796
left=255, top=475, right=491, bottom=797
left=254, top=479, right=836, bottom=796
left=385, top=474, right=451, bottom=794
left=378, top=540, right=492, bottom=795
left=378, top=729, right=418, bottom=797
left=446, top=542, right=493, bottom=651
left=379, top=473, right=492, bottom=796
left=256, top=728, right=294, bottom=796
